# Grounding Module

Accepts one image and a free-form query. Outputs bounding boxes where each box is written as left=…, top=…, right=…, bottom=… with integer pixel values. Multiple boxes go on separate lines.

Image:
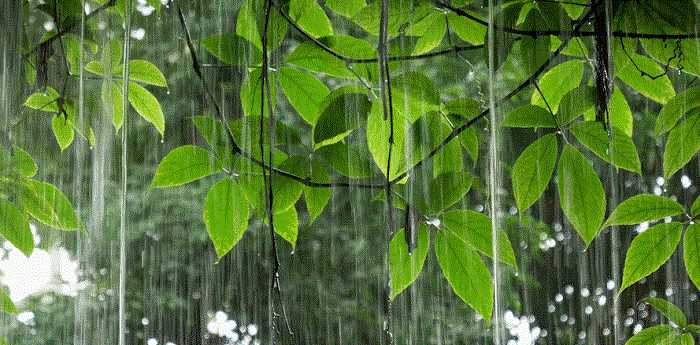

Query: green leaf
left=604, top=194, right=685, bottom=227
left=235, top=0, right=287, bottom=51
left=192, top=116, right=232, bottom=166
left=313, top=88, right=371, bottom=148
left=201, top=33, right=261, bottom=65
left=324, top=0, right=365, bottom=17
left=11, top=145, right=37, bottom=178
left=411, top=172, right=473, bottom=215
left=502, top=105, right=556, bottom=128
left=609, top=87, right=634, bottom=137
left=389, top=224, right=429, bottom=299
left=204, top=178, right=249, bottom=258
left=51, top=115, right=74, bottom=151
left=642, top=297, right=687, bottom=327
left=279, top=67, right=330, bottom=125
left=272, top=157, right=305, bottom=213
left=151, top=145, right=222, bottom=188
left=447, top=11, right=486, bottom=45
left=289, top=0, right=333, bottom=38
left=689, top=325, right=700, bottom=335
left=692, top=195, right=700, bottom=216
left=24, top=87, right=59, bottom=112
left=663, top=113, right=700, bottom=178
left=557, top=145, right=606, bottom=246
left=459, top=127, right=479, bottom=164
left=0, top=289, right=16, bottom=314
left=240, top=68, right=278, bottom=118
left=441, top=210, right=517, bottom=268
left=614, top=40, right=676, bottom=104
left=125, top=82, right=165, bottom=136
left=556, top=85, right=595, bottom=125
left=684, top=223, right=700, bottom=291
left=620, top=222, right=683, bottom=294
left=114, top=60, right=167, bottom=87
left=406, top=12, right=446, bottom=55
left=285, top=36, right=374, bottom=78
left=366, top=101, right=408, bottom=179
left=391, top=72, right=441, bottom=123
left=624, top=325, right=676, bottom=345
left=531, top=60, right=584, bottom=113
left=17, top=180, right=78, bottom=230
left=302, top=161, right=331, bottom=224
left=351, top=1, right=431, bottom=38
left=655, top=87, right=700, bottom=136
left=570, top=122, right=642, bottom=174
left=315, top=142, right=376, bottom=178
left=273, top=206, right=299, bottom=248
left=444, top=98, right=481, bottom=121
left=101, top=80, right=124, bottom=131
left=435, top=229, right=493, bottom=321
left=512, top=134, right=557, bottom=212
left=0, top=199, right=34, bottom=257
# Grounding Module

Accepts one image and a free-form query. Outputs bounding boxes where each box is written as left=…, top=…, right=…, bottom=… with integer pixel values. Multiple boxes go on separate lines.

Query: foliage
left=5, top=0, right=700, bottom=340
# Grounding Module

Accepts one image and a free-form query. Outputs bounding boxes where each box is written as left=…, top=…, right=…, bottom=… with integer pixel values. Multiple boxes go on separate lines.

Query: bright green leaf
left=114, top=60, right=167, bottom=87
left=435, top=229, right=493, bottom=321
left=279, top=67, right=330, bottom=125
left=624, top=325, right=675, bottom=345
left=314, top=88, right=371, bottom=148
left=642, top=297, right=687, bottom=327
left=604, top=194, right=684, bottom=227
left=411, top=172, right=473, bottom=215
left=324, top=0, right=365, bottom=17
left=273, top=206, right=299, bottom=248
left=531, top=60, right=584, bottom=113
left=125, top=82, right=165, bottom=136
left=684, top=223, right=700, bottom=291
left=201, top=33, right=261, bottom=66
left=502, top=105, right=556, bottom=128
left=0, top=199, right=34, bottom=257
left=389, top=224, right=429, bottom=299
left=204, top=178, right=249, bottom=258
left=406, top=12, right=446, bottom=55
left=557, top=145, right=606, bottom=245
left=24, top=87, right=59, bottom=112
left=655, top=87, right=700, bottom=136
left=614, top=40, right=675, bottom=104
left=0, top=289, right=16, bottom=314
left=663, top=113, right=700, bottom=178
left=289, top=0, right=333, bottom=38
left=101, top=80, right=125, bottom=131
left=240, top=68, right=278, bottom=118
left=11, top=146, right=37, bottom=178
left=570, top=122, right=642, bottom=174
left=151, top=145, right=222, bottom=188
left=620, top=222, right=683, bottom=294
left=51, top=115, right=74, bottom=151
left=17, top=180, right=78, bottom=230
left=441, top=210, right=517, bottom=268
left=512, top=134, right=557, bottom=212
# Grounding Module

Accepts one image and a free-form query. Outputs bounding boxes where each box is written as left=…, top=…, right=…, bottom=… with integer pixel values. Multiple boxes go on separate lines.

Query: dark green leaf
left=389, top=224, right=429, bottom=299
left=151, top=145, right=222, bottom=188
left=512, top=134, right=558, bottom=212
left=315, top=142, right=376, bottom=178
left=204, top=178, right=249, bottom=258
left=620, top=222, right=683, bottom=294
left=411, top=172, right=473, bottom=215
left=557, top=145, right=606, bottom=245
left=604, top=194, right=684, bottom=227
left=314, top=88, right=371, bottom=148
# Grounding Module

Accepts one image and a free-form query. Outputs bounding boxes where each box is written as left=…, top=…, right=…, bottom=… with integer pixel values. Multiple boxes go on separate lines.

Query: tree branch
left=390, top=1, right=599, bottom=185
left=176, top=8, right=384, bottom=190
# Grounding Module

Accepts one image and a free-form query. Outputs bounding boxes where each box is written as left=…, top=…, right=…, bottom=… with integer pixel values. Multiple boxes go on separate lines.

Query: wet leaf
left=273, top=206, right=299, bottom=248
left=114, top=60, right=167, bottom=87
left=11, top=145, right=37, bottom=178
left=204, top=178, right=249, bottom=258
left=0, top=289, right=16, bottom=314
left=684, top=223, right=700, bottom=291
left=436, top=229, right=493, bottom=321
left=313, top=88, right=370, bottom=148
left=0, top=199, right=34, bottom=257
left=289, top=0, right=333, bottom=38
left=389, top=224, right=429, bottom=299
left=503, top=105, right=556, bottom=128
left=151, top=145, right=222, bottom=188
left=624, top=325, right=675, bottom=345
left=604, top=194, right=684, bottom=227
left=512, top=134, right=557, bottom=212
left=531, top=60, right=584, bottom=113
left=663, top=113, right=700, bottom=178
left=655, top=87, right=700, bottom=136
left=406, top=12, right=446, bottom=55
left=411, top=171, right=473, bottom=215
left=642, top=297, right=687, bottom=327
left=51, top=115, right=74, bottom=151
left=570, top=122, right=641, bottom=174
left=17, top=180, right=78, bottom=230
left=614, top=40, right=675, bottom=104
left=324, top=0, right=365, bottom=17
left=557, top=145, right=606, bottom=246
left=620, top=222, right=683, bottom=294
left=125, top=82, right=165, bottom=136
left=441, top=210, right=517, bottom=268
left=201, top=33, right=261, bottom=65
left=279, top=67, right=330, bottom=125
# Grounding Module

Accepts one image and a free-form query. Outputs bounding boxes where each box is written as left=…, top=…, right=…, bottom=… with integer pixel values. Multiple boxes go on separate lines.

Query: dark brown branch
left=437, top=0, right=700, bottom=40
left=390, top=1, right=599, bottom=185
left=378, top=0, right=395, bottom=343
left=23, top=0, right=117, bottom=59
